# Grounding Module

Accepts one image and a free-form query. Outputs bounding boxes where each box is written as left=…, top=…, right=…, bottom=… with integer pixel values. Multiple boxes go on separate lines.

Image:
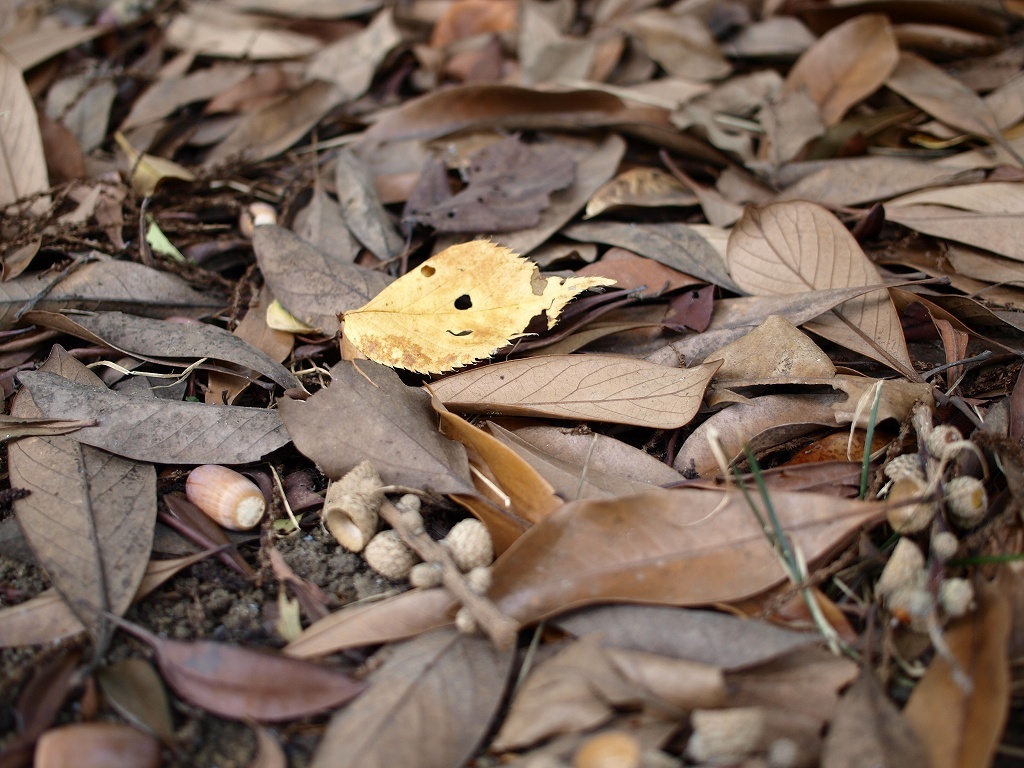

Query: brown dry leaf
left=248, top=725, right=288, bottom=768
left=727, top=201, right=914, bottom=378
left=576, top=248, right=701, bottom=298
left=205, top=81, right=345, bottom=167
left=121, top=63, right=253, bottom=130
left=888, top=181, right=1024, bottom=213
left=491, top=634, right=642, bottom=751
left=24, top=310, right=299, bottom=391
left=223, top=0, right=381, bottom=17
left=404, top=136, right=575, bottom=233
left=488, top=487, right=885, bottom=625
left=903, top=578, right=1012, bottom=768
left=0, top=49, right=49, bottom=216
left=285, top=588, right=456, bottom=659
left=821, top=668, right=929, bottom=768
left=556, top=605, right=816, bottom=670
left=774, top=157, right=970, bottom=207
left=608, top=647, right=727, bottom=710
left=432, top=354, right=720, bottom=429
left=334, top=149, right=406, bottom=260
left=0, top=588, right=86, bottom=648
left=563, top=220, right=736, bottom=290
left=487, top=423, right=685, bottom=500
left=432, top=398, right=562, bottom=525
left=252, top=223, right=393, bottom=335
left=708, top=315, right=835, bottom=383
left=783, top=14, right=899, bottom=127
left=278, top=360, right=472, bottom=493
left=18, top=370, right=290, bottom=465
left=431, top=0, right=517, bottom=47
left=884, top=205, right=1024, bottom=262
left=113, top=131, right=195, bottom=198
left=293, top=174, right=358, bottom=262
left=306, top=9, right=402, bottom=99
left=8, top=346, right=156, bottom=648
left=585, top=168, right=698, bottom=218
left=0, top=22, right=109, bottom=71
left=110, top=616, right=365, bottom=722
left=619, top=9, right=730, bottom=82
left=164, top=8, right=321, bottom=59
left=360, top=84, right=629, bottom=145
left=342, top=241, right=614, bottom=374
left=0, top=413, right=94, bottom=440
left=760, top=86, right=825, bottom=165
left=518, top=0, right=596, bottom=85
left=887, top=52, right=1022, bottom=163
left=97, top=658, right=176, bottom=747
left=310, top=628, right=514, bottom=768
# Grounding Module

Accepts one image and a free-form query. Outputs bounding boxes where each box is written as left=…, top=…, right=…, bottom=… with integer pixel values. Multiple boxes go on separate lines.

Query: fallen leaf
left=278, top=360, right=472, bottom=493
left=109, top=615, right=366, bottom=722
left=432, top=354, right=720, bottom=428
left=24, top=310, right=300, bottom=391
left=404, top=136, right=575, bottom=233
left=0, top=588, right=86, bottom=648
left=252, top=223, right=393, bottom=335
left=114, top=131, right=195, bottom=197
left=97, top=658, right=176, bottom=747
left=620, top=9, right=730, bottom=81
left=334, top=149, right=405, bottom=260
left=884, top=205, right=1024, bottom=262
left=0, top=413, right=94, bottom=441
left=18, top=370, right=290, bottom=465
left=783, top=14, right=899, bottom=126
left=120, top=63, right=253, bottom=130
left=489, top=487, right=885, bottom=625
left=248, top=725, right=288, bottom=768
left=307, top=9, right=402, bottom=100
left=8, top=347, right=156, bottom=648
left=310, top=628, right=514, bottom=768
left=903, top=578, right=1011, bottom=768
left=888, top=181, right=1024, bottom=213
left=164, top=8, right=321, bottom=59
left=585, top=167, right=698, bottom=219
left=285, top=588, right=456, bottom=659
left=0, top=49, right=49, bottom=214
left=822, top=668, right=929, bottom=768
left=341, top=241, right=614, bottom=374
left=727, top=201, right=914, bottom=378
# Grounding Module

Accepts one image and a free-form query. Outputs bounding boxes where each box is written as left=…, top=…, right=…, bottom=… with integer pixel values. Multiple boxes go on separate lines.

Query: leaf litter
left=1, top=2, right=1024, bottom=767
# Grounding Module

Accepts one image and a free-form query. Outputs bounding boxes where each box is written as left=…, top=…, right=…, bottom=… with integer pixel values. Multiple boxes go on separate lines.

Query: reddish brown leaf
left=489, top=487, right=885, bottom=625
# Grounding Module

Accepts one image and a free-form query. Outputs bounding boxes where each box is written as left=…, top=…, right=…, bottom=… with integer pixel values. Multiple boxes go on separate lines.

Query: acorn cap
left=323, top=483, right=379, bottom=553
left=364, top=529, right=419, bottom=580
left=442, top=518, right=494, bottom=572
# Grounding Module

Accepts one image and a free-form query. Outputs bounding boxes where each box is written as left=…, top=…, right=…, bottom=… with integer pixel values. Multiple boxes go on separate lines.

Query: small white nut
left=409, top=561, right=443, bottom=588
left=887, top=584, right=934, bottom=631
left=925, top=424, right=963, bottom=459
left=395, top=494, right=424, bottom=533
left=185, top=464, right=266, bottom=531
left=442, top=518, right=494, bottom=572
left=886, top=475, right=935, bottom=533
left=454, top=606, right=477, bottom=634
left=877, top=538, right=926, bottom=598
left=930, top=530, right=959, bottom=562
left=364, top=530, right=419, bottom=580
left=939, top=577, right=975, bottom=618
left=884, top=453, right=924, bottom=483
left=945, top=475, right=988, bottom=528
left=465, top=566, right=492, bottom=595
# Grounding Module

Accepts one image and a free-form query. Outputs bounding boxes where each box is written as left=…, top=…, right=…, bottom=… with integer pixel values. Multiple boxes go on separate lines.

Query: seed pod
left=442, top=518, right=494, bottom=572
left=930, top=531, right=959, bottom=562
left=35, top=723, right=160, bottom=768
left=465, top=566, right=492, bottom=595
left=945, top=475, right=988, bottom=528
left=884, top=453, right=924, bottom=483
left=454, top=606, right=477, bottom=635
left=939, top=578, right=975, bottom=618
left=364, top=530, right=419, bottom=580
left=186, top=464, right=266, bottom=531
left=886, top=475, right=935, bottom=533
left=409, top=561, right=443, bottom=588
left=925, top=424, right=963, bottom=459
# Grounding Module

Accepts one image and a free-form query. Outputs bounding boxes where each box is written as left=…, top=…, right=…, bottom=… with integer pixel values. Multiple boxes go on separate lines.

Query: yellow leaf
left=114, top=131, right=195, bottom=197
left=341, top=241, right=615, bottom=374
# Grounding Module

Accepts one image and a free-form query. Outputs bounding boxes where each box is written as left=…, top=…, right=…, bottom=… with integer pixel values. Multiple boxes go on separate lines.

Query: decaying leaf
left=432, top=354, right=720, bottom=428
left=113, top=132, right=195, bottom=197
left=585, top=167, right=698, bottom=218
left=341, top=241, right=614, bottom=374
left=0, top=49, right=50, bottom=214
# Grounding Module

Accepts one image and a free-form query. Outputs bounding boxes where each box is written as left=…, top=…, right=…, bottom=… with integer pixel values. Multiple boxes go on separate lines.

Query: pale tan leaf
left=726, top=201, right=914, bottom=377
left=585, top=167, right=697, bottom=218
left=620, top=9, right=730, bottom=82
left=306, top=9, right=402, bottom=99
left=432, top=354, right=719, bottom=429
left=164, top=9, right=321, bottom=59
left=0, top=49, right=48, bottom=211
left=885, top=205, right=1024, bottom=262
left=903, top=579, right=1011, bottom=768
left=888, top=181, right=1024, bottom=214
left=783, top=14, right=899, bottom=126
left=342, top=242, right=614, bottom=374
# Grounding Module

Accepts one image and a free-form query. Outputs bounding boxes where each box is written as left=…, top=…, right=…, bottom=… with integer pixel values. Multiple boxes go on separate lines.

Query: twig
left=378, top=498, right=519, bottom=650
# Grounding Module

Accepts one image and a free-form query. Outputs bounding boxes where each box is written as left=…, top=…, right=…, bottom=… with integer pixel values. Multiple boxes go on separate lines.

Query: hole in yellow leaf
left=448, top=329, right=472, bottom=337
left=421, top=265, right=435, bottom=277
left=454, top=294, right=473, bottom=310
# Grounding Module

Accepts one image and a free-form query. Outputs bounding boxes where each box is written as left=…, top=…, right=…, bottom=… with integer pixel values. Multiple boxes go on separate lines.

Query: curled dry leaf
left=726, top=201, right=914, bottom=378
left=341, top=241, right=614, bottom=374
left=431, top=354, right=720, bottom=429
left=489, top=487, right=885, bottom=626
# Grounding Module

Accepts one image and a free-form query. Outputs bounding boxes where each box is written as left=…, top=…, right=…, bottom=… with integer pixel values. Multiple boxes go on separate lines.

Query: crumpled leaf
left=18, top=370, right=289, bottom=465
left=310, top=628, right=514, bottom=768
left=404, top=136, right=575, bottom=232
left=585, top=167, right=698, bottom=218
left=342, top=241, right=614, bottom=374
left=489, top=487, right=885, bottom=625
left=727, top=201, right=914, bottom=378
left=278, top=360, right=472, bottom=493
left=432, top=354, right=720, bottom=428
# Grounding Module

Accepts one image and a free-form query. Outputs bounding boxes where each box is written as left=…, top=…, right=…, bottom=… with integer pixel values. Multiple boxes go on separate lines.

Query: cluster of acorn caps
left=877, top=410, right=988, bottom=629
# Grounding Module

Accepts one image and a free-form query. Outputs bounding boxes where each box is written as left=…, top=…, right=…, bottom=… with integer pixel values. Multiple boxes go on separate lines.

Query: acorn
left=573, top=730, right=642, bottom=768
left=442, top=518, right=494, bottom=572
left=186, top=464, right=266, bottom=531
left=885, top=475, right=935, bottom=534
left=34, top=722, right=160, bottom=768
left=944, top=475, right=988, bottom=529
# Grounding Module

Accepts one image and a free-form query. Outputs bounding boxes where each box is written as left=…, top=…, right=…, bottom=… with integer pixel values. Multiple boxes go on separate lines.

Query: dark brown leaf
left=334, top=149, right=405, bottom=260
left=97, top=659, right=176, bottom=746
